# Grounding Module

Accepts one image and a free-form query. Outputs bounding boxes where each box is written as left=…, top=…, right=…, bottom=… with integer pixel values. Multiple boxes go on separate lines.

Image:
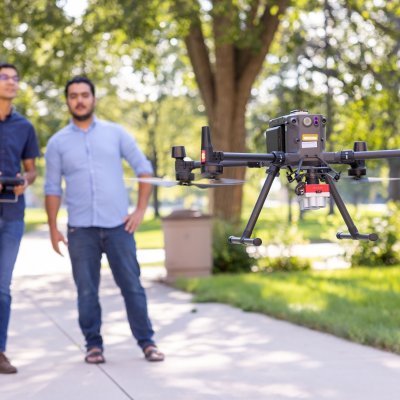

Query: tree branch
left=184, top=22, right=215, bottom=121
left=236, top=0, right=290, bottom=108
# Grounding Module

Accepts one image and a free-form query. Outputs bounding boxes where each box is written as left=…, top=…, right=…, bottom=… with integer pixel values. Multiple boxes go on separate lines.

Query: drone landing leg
left=229, top=165, right=280, bottom=246
left=324, top=174, right=378, bottom=241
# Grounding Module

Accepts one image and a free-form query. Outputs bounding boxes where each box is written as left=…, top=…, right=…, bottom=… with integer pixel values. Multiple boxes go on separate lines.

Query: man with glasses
left=0, top=62, right=40, bottom=374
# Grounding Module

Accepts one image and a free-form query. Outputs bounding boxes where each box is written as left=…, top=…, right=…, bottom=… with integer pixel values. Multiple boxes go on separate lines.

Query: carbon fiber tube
left=228, top=236, right=263, bottom=246
left=336, top=232, right=378, bottom=241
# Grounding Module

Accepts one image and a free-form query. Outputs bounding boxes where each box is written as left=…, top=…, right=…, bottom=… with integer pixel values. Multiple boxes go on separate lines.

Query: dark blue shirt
left=0, top=110, right=40, bottom=221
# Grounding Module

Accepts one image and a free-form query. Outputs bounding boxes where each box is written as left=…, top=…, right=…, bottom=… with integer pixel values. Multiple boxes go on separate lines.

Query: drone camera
left=296, top=182, right=330, bottom=211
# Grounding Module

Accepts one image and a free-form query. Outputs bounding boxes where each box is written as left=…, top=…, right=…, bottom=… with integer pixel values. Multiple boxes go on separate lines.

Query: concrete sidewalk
left=1, top=229, right=400, bottom=399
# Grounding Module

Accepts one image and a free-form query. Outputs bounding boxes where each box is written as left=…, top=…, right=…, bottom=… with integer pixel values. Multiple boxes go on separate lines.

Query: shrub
left=346, top=202, right=400, bottom=267
left=253, top=224, right=312, bottom=272
left=257, top=256, right=312, bottom=272
left=212, top=220, right=255, bottom=274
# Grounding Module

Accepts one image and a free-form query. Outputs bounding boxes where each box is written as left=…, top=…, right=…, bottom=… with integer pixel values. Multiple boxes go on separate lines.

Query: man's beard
left=71, top=110, right=94, bottom=121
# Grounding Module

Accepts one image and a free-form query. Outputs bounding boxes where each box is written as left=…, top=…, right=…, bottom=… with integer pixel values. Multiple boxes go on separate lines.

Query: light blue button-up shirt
left=44, top=117, right=153, bottom=228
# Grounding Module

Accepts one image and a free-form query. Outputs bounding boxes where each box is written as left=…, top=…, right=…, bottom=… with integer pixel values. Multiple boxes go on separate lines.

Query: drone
left=137, top=110, right=400, bottom=246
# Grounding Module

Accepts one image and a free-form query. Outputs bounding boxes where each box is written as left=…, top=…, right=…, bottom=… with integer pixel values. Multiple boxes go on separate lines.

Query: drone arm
left=221, top=151, right=281, bottom=163
left=323, top=149, right=400, bottom=164
left=220, top=161, right=269, bottom=167
left=229, top=164, right=281, bottom=246
left=324, top=174, right=378, bottom=241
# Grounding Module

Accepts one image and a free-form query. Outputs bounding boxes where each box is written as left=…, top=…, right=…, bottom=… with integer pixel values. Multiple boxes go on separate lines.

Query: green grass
left=250, top=204, right=386, bottom=243
left=24, top=204, right=386, bottom=246
left=175, top=267, right=400, bottom=353
left=25, top=208, right=49, bottom=233
left=24, top=208, right=164, bottom=247
left=135, top=218, right=164, bottom=249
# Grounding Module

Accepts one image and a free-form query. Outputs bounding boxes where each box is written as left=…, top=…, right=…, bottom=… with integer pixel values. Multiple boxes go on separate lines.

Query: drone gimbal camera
left=0, top=176, right=25, bottom=203
left=170, top=110, right=400, bottom=246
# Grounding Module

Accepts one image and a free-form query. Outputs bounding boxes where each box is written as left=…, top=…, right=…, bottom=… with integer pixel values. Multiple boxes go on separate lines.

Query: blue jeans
left=0, top=218, right=24, bottom=352
left=67, top=224, right=155, bottom=351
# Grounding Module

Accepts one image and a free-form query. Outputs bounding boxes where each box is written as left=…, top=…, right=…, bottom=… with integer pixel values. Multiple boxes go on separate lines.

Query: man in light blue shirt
left=45, top=76, right=164, bottom=363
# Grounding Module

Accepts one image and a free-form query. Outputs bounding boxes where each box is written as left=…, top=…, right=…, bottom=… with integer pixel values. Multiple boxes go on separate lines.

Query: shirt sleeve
left=22, top=123, right=40, bottom=159
left=120, top=129, right=154, bottom=176
left=44, top=138, right=63, bottom=196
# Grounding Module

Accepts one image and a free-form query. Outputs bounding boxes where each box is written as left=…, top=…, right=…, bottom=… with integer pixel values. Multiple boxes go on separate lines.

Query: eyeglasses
left=0, top=74, right=20, bottom=82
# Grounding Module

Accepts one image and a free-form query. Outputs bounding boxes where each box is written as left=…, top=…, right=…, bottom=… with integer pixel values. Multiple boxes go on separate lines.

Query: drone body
left=166, top=110, right=400, bottom=246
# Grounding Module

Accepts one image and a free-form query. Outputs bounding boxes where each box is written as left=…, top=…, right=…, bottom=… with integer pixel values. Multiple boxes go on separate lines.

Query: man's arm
left=45, top=194, right=67, bottom=255
left=124, top=173, right=153, bottom=234
left=13, top=158, right=37, bottom=196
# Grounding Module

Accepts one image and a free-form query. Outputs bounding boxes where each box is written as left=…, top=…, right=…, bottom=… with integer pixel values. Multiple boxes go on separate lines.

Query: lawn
left=25, top=203, right=386, bottom=247
left=24, top=208, right=164, bottom=248
left=175, top=267, right=400, bottom=353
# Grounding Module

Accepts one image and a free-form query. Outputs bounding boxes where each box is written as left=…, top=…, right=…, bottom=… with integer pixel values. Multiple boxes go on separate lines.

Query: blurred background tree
left=0, top=0, right=398, bottom=222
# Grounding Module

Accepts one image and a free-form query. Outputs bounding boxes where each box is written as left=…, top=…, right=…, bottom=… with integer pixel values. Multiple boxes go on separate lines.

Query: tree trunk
left=182, top=0, right=289, bottom=222
left=210, top=112, right=247, bottom=222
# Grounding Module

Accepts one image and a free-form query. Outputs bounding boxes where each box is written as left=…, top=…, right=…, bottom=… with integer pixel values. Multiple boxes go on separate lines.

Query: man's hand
left=124, top=208, right=146, bottom=234
left=13, top=173, right=28, bottom=196
left=50, top=227, right=68, bottom=256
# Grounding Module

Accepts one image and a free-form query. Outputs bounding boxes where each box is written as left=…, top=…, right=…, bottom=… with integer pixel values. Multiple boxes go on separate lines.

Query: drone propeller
left=192, top=178, right=246, bottom=188
left=125, top=177, right=178, bottom=187
left=342, top=176, right=400, bottom=184
left=125, top=177, right=245, bottom=189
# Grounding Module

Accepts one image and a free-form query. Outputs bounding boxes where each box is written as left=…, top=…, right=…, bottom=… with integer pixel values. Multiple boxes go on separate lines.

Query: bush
left=212, top=220, right=255, bottom=274
left=257, top=256, right=312, bottom=272
left=252, top=224, right=312, bottom=272
left=346, top=202, right=400, bottom=267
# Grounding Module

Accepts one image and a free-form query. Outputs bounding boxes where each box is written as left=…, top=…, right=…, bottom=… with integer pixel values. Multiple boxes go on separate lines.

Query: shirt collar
left=0, top=106, right=15, bottom=122
left=69, top=115, right=98, bottom=132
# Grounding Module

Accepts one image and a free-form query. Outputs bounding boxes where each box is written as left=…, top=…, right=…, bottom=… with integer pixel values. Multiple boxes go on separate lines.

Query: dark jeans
left=0, top=218, right=24, bottom=352
left=67, top=224, right=155, bottom=351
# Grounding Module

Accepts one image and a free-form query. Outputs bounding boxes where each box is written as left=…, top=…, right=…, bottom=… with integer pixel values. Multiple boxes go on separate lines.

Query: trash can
left=162, top=209, right=212, bottom=282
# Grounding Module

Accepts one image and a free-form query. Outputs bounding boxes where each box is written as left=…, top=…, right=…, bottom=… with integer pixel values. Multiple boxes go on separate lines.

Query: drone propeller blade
left=192, top=178, right=245, bottom=189
left=126, top=176, right=245, bottom=189
left=344, top=177, right=400, bottom=184
left=125, top=177, right=178, bottom=187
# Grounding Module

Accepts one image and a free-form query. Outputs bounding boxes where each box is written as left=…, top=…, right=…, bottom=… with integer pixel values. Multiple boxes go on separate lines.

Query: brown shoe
left=143, top=345, right=165, bottom=362
left=0, top=352, right=17, bottom=374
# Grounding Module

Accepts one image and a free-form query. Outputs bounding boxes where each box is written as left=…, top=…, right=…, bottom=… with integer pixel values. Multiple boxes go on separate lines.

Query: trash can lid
left=162, top=209, right=211, bottom=220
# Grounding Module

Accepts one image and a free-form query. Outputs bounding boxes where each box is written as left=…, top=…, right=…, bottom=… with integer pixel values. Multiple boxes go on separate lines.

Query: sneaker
left=0, top=352, right=17, bottom=374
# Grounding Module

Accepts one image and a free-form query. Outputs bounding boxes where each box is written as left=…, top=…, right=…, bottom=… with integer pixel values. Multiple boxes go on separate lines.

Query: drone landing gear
left=324, top=174, right=378, bottom=241
left=228, top=166, right=378, bottom=247
left=228, top=164, right=281, bottom=246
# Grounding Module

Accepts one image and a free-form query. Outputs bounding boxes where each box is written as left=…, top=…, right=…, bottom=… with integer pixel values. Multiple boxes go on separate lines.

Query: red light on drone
left=201, top=150, right=206, bottom=164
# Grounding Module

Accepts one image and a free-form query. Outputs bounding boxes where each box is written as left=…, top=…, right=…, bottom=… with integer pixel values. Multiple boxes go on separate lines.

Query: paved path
left=1, top=227, right=400, bottom=399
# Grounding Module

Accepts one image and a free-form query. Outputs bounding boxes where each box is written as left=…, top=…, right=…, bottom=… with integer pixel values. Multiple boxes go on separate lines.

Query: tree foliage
left=81, top=0, right=291, bottom=222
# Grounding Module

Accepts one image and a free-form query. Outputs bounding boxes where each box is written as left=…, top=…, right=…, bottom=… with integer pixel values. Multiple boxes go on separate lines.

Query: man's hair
left=64, top=76, right=95, bottom=97
left=0, top=62, right=18, bottom=74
